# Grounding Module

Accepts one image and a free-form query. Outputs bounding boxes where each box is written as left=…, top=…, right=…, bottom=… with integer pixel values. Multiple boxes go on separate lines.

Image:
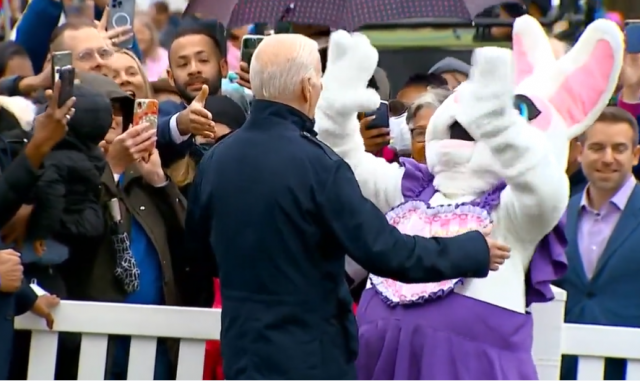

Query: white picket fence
left=13, top=287, right=640, bottom=380
left=14, top=301, right=221, bottom=380
left=563, top=323, right=640, bottom=379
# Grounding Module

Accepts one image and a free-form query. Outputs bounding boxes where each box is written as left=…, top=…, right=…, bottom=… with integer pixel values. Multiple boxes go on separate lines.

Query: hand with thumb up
left=176, top=85, right=215, bottom=139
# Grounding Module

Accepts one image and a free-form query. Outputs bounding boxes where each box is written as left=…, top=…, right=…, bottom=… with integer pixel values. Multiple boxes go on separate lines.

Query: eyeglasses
left=76, top=47, right=115, bottom=63
left=410, top=127, right=427, bottom=143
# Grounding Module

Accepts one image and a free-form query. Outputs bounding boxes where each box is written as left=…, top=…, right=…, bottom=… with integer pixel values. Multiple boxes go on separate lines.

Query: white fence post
left=531, top=285, right=567, bottom=380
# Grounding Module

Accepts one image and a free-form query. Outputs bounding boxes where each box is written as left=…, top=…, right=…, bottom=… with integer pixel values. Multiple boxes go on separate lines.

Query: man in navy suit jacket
left=555, top=107, right=640, bottom=380
left=157, top=99, right=190, bottom=166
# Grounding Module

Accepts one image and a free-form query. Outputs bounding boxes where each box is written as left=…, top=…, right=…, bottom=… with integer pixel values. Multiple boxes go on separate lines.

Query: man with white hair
left=185, top=32, right=501, bottom=379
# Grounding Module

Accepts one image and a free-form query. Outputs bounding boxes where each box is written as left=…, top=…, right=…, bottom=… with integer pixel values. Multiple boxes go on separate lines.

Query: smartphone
left=51, top=51, right=73, bottom=83
left=241, top=35, right=266, bottom=67
left=133, top=99, right=159, bottom=130
left=108, top=0, right=135, bottom=49
left=134, top=99, right=158, bottom=162
left=57, top=66, right=75, bottom=108
left=360, top=101, right=390, bottom=130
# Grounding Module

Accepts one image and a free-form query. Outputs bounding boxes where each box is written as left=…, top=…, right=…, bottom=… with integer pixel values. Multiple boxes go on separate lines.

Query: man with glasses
left=48, top=18, right=114, bottom=74
left=0, top=18, right=115, bottom=98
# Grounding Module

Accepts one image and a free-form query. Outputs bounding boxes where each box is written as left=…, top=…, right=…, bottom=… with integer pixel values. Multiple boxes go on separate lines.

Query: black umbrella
left=227, top=0, right=512, bottom=30
left=183, top=0, right=239, bottom=25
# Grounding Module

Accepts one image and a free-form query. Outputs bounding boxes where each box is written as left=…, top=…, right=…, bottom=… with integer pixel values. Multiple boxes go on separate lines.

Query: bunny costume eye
left=513, top=94, right=541, bottom=121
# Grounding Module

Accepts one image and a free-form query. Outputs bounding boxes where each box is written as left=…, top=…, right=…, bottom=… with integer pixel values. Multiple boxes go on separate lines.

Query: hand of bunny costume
left=316, top=31, right=404, bottom=213
left=457, top=45, right=569, bottom=246
left=320, top=31, right=380, bottom=118
left=456, top=47, right=521, bottom=139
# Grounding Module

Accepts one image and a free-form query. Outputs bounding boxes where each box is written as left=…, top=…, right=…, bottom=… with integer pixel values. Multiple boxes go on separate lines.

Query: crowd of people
left=0, top=0, right=638, bottom=380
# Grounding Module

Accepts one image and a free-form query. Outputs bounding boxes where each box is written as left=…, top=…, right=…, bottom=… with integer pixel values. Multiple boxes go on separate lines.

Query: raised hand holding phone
left=103, top=0, right=135, bottom=48
left=237, top=35, right=265, bottom=90
left=359, top=101, right=391, bottom=153
left=176, top=85, right=216, bottom=139
left=32, top=80, right=77, bottom=152
left=104, top=123, right=156, bottom=175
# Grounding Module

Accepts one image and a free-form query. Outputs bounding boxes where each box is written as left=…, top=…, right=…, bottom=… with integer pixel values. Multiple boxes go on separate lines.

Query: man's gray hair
left=250, top=35, right=319, bottom=100
left=405, top=87, right=452, bottom=127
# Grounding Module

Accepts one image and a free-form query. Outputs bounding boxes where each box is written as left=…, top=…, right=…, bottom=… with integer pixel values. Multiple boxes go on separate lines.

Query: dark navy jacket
left=0, top=154, right=40, bottom=380
left=185, top=100, right=490, bottom=379
left=156, top=100, right=193, bottom=167
left=556, top=186, right=640, bottom=380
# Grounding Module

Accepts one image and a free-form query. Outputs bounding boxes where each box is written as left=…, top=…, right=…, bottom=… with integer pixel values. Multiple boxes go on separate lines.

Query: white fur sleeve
left=459, top=48, right=568, bottom=245
left=315, top=31, right=405, bottom=213
left=315, top=111, right=405, bottom=213
left=486, top=115, right=569, bottom=245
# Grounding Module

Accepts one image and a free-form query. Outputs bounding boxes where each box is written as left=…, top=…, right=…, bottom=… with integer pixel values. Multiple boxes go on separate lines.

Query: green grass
left=362, top=28, right=512, bottom=49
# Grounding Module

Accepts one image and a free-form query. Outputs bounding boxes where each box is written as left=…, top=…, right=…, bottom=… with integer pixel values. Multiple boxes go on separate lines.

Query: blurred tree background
left=605, top=0, right=640, bottom=18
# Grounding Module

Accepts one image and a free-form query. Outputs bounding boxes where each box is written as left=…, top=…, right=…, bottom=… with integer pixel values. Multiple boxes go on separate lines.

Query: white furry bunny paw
left=456, top=47, right=519, bottom=140
left=318, top=31, right=380, bottom=119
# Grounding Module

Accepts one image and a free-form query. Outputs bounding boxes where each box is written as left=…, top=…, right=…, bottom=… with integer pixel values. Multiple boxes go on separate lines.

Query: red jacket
left=203, top=279, right=224, bottom=380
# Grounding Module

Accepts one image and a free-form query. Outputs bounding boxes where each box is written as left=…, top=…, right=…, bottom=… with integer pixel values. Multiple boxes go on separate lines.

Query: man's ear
left=301, top=77, right=311, bottom=104
left=576, top=141, right=584, bottom=163
left=219, top=58, right=229, bottom=79
left=633, top=145, right=640, bottom=166
left=167, top=68, right=175, bottom=87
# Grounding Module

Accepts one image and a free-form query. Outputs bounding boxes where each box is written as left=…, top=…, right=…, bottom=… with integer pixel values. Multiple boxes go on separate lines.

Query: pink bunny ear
left=547, top=19, right=623, bottom=138
left=512, top=15, right=555, bottom=85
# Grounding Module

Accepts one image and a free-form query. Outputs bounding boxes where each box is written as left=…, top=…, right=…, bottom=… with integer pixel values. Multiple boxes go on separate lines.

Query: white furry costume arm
left=458, top=48, right=568, bottom=245
left=315, top=110, right=405, bottom=212
left=315, top=32, right=404, bottom=212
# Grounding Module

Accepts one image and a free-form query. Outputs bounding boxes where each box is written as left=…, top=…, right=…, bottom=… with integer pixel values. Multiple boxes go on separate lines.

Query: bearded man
left=156, top=21, right=228, bottom=166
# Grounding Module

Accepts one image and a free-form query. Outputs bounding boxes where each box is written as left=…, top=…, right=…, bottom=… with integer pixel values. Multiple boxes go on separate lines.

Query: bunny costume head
left=316, top=15, right=623, bottom=380
left=426, top=15, right=623, bottom=197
